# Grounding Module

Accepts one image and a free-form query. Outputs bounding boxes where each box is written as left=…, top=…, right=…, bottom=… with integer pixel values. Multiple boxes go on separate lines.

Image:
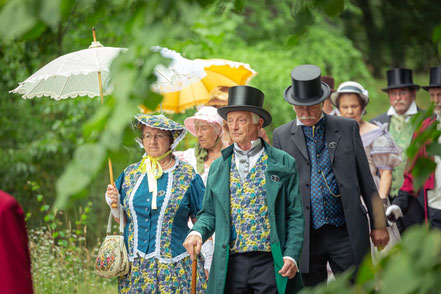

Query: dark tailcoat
left=273, top=114, right=386, bottom=273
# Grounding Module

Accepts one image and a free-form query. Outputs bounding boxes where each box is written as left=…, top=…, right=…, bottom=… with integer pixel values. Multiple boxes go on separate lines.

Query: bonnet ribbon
left=137, top=150, right=172, bottom=209
left=194, top=136, right=222, bottom=174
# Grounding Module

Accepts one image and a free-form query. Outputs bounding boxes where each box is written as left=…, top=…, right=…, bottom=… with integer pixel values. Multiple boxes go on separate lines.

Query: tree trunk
left=357, top=0, right=383, bottom=78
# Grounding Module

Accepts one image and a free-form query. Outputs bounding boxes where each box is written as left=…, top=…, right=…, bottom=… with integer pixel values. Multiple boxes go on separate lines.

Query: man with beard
left=387, top=66, right=441, bottom=230
left=274, top=64, right=389, bottom=286
left=371, top=68, right=424, bottom=232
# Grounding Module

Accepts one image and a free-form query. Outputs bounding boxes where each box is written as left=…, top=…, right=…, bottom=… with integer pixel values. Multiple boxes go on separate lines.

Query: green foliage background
left=0, top=0, right=441, bottom=292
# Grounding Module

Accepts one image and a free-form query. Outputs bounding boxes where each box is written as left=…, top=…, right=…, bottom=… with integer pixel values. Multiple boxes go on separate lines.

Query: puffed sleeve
left=185, top=173, right=205, bottom=218
left=114, top=171, right=126, bottom=205
left=174, top=148, right=196, bottom=168
left=371, top=134, right=402, bottom=171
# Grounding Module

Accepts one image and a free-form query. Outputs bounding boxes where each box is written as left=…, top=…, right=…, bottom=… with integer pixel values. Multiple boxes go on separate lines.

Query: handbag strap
left=106, top=205, right=125, bottom=235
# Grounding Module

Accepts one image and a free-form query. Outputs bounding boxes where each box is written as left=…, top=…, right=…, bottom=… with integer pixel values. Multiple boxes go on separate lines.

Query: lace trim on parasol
left=11, top=88, right=113, bottom=100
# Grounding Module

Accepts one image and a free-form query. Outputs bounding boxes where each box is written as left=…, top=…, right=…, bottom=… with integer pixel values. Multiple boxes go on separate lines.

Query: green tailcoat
left=192, top=141, right=304, bottom=293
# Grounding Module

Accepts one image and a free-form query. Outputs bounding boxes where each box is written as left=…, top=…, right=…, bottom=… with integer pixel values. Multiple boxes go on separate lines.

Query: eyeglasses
left=142, top=133, right=169, bottom=141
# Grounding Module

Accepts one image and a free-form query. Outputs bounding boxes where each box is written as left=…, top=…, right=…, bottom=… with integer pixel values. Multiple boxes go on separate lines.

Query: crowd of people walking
left=102, top=64, right=441, bottom=293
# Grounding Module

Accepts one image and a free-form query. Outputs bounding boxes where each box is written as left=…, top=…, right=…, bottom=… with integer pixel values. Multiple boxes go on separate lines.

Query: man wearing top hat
left=184, top=85, right=305, bottom=293
left=273, top=64, right=389, bottom=286
left=387, top=66, right=441, bottom=230
left=370, top=68, right=425, bottom=232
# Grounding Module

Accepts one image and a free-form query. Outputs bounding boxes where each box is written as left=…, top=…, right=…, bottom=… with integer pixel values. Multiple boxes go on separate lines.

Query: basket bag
left=94, top=206, right=130, bottom=278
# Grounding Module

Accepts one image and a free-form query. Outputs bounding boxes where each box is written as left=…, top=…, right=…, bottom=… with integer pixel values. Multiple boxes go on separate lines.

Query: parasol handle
left=109, top=158, right=118, bottom=208
left=191, top=246, right=197, bottom=294
left=91, top=27, right=116, bottom=208
left=92, top=27, right=97, bottom=42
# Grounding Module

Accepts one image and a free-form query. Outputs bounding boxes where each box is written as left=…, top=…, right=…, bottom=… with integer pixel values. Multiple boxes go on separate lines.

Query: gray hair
left=194, top=120, right=222, bottom=135
left=251, top=113, right=261, bottom=124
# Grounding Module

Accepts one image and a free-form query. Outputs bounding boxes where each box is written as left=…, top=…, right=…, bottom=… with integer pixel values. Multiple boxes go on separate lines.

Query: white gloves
left=386, top=204, right=403, bottom=222
left=201, top=238, right=214, bottom=272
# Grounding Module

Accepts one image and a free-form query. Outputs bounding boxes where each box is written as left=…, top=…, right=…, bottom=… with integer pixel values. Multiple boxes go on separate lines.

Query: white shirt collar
left=233, top=138, right=261, bottom=152
left=386, top=100, right=418, bottom=117
left=296, top=112, right=325, bottom=126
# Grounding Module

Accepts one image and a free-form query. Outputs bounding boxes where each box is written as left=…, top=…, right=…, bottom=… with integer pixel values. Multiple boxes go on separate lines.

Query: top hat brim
left=422, top=84, right=441, bottom=91
left=381, top=83, right=420, bottom=92
left=283, top=82, right=330, bottom=106
left=217, top=105, right=272, bottom=127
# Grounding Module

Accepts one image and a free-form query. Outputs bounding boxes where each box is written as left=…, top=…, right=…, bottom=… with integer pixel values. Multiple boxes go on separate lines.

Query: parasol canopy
left=10, top=41, right=127, bottom=100
left=151, top=51, right=257, bottom=113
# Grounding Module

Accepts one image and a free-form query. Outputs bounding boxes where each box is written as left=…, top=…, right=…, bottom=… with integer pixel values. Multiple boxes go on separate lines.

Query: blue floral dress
left=115, top=158, right=207, bottom=293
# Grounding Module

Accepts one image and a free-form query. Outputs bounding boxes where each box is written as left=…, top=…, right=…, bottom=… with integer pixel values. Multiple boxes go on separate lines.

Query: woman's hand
left=105, top=184, right=120, bottom=218
left=106, top=184, right=119, bottom=204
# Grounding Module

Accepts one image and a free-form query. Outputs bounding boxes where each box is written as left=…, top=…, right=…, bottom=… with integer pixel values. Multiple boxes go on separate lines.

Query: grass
left=26, top=183, right=118, bottom=294
left=29, top=226, right=117, bottom=294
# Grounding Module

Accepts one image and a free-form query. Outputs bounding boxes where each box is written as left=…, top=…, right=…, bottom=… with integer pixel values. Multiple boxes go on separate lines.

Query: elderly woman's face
left=338, top=93, right=363, bottom=124
left=194, top=121, right=220, bottom=150
left=141, top=126, right=172, bottom=158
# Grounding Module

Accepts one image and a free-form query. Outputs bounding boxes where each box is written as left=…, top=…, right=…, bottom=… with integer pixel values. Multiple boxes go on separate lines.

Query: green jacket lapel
left=211, top=144, right=234, bottom=220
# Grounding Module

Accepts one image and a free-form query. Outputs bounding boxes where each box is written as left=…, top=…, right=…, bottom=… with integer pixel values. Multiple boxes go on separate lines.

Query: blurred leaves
left=299, top=226, right=441, bottom=293
left=407, top=105, right=441, bottom=190
left=433, top=23, right=441, bottom=57
left=317, top=0, right=345, bottom=17
left=39, top=0, right=60, bottom=29
left=55, top=143, right=106, bottom=207
left=0, top=0, right=372, bottom=210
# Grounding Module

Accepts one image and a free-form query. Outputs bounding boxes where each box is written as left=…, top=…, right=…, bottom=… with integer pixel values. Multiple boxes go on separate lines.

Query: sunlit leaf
left=412, top=157, right=436, bottom=191
left=234, top=0, right=245, bottom=11
left=39, top=0, right=60, bottom=29
left=0, top=0, right=37, bottom=41
left=381, top=252, right=418, bottom=294
left=432, top=23, right=441, bottom=43
left=316, top=0, right=345, bottom=17
left=19, top=21, right=47, bottom=41
left=54, top=143, right=106, bottom=208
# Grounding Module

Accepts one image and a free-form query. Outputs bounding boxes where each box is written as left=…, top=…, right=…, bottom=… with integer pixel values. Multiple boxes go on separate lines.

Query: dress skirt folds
left=118, top=254, right=207, bottom=293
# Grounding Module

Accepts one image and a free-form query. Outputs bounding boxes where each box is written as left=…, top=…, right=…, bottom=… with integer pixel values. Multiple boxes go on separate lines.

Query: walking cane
left=191, top=246, right=198, bottom=294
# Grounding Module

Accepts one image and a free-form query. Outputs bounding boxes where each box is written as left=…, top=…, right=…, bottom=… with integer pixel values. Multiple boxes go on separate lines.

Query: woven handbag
left=94, top=206, right=130, bottom=278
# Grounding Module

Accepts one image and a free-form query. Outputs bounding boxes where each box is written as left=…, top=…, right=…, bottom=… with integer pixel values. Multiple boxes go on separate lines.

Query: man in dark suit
left=370, top=68, right=424, bottom=232
left=273, top=64, right=389, bottom=287
left=387, top=66, right=441, bottom=230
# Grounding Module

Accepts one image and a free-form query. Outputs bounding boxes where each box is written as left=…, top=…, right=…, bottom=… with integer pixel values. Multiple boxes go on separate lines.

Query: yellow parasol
left=150, top=57, right=257, bottom=113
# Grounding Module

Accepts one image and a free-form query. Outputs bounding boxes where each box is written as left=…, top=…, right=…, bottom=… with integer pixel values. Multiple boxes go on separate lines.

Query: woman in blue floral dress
left=105, top=114, right=207, bottom=293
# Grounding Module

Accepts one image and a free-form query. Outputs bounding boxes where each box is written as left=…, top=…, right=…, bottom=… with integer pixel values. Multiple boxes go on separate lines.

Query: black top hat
left=284, top=65, right=330, bottom=106
left=382, top=68, right=420, bottom=92
left=422, top=67, right=441, bottom=91
left=217, top=85, right=272, bottom=127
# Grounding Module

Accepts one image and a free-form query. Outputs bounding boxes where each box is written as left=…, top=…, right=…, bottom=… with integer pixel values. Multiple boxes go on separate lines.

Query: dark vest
left=302, top=118, right=345, bottom=229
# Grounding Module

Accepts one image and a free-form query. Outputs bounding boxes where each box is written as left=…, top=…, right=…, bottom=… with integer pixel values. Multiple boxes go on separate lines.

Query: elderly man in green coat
left=184, top=85, right=304, bottom=294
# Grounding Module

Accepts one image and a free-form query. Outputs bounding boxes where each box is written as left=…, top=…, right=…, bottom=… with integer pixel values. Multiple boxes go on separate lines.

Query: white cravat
left=386, top=101, right=418, bottom=122
left=233, top=139, right=264, bottom=180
